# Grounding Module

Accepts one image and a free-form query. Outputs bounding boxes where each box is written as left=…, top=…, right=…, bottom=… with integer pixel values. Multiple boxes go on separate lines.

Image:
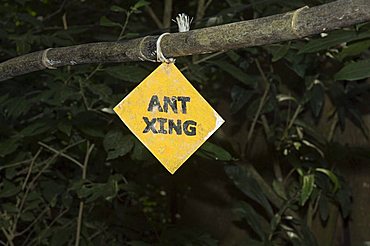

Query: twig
left=38, top=141, right=84, bottom=168
left=146, top=6, right=164, bottom=29
left=2, top=0, right=369, bottom=81
left=118, top=11, right=132, bottom=41
left=1, top=228, right=14, bottom=246
left=74, top=142, right=95, bottom=246
left=163, top=0, right=173, bottom=29
left=21, top=148, right=42, bottom=190
left=43, top=0, right=68, bottom=22
left=0, top=159, right=33, bottom=171
left=180, top=51, right=224, bottom=72
left=327, top=114, right=338, bottom=142
left=15, top=206, right=49, bottom=237
left=245, top=59, right=271, bottom=156
left=196, top=0, right=207, bottom=23
left=287, top=104, right=303, bottom=130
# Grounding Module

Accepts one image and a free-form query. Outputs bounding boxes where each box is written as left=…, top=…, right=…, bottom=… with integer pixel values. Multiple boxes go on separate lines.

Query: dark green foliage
left=1, top=0, right=369, bottom=245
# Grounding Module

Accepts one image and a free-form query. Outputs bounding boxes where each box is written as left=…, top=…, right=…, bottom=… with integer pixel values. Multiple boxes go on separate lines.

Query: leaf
left=57, top=120, right=72, bottom=136
left=105, top=65, right=149, bottom=83
left=236, top=238, right=265, bottom=246
left=319, top=195, right=329, bottom=222
left=110, top=5, right=126, bottom=12
left=272, top=180, right=287, bottom=200
left=103, top=129, right=134, bottom=160
left=272, top=43, right=290, bottom=62
left=300, top=174, right=315, bottom=206
left=17, top=121, right=51, bottom=137
left=20, top=212, right=35, bottom=222
left=99, top=16, right=121, bottom=27
left=131, top=0, right=149, bottom=10
left=299, top=224, right=318, bottom=246
left=0, top=139, right=19, bottom=157
left=234, top=201, right=268, bottom=241
left=197, top=142, right=233, bottom=161
left=335, top=59, right=370, bottom=81
left=315, top=168, right=340, bottom=192
left=299, top=30, right=357, bottom=54
left=0, top=180, right=21, bottom=198
left=336, top=40, right=370, bottom=61
left=130, top=138, right=153, bottom=161
left=310, top=83, right=325, bottom=118
left=225, top=165, right=273, bottom=215
left=230, top=85, right=254, bottom=114
left=336, top=185, right=351, bottom=218
left=211, top=61, right=257, bottom=87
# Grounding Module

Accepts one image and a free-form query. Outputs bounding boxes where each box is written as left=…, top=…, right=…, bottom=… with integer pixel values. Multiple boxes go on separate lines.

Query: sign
left=114, top=63, right=224, bottom=174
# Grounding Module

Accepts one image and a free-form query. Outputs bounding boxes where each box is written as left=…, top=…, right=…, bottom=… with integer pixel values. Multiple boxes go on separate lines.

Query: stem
left=38, top=142, right=84, bottom=168
left=146, top=6, right=164, bottom=29
left=163, top=0, right=173, bottom=29
left=118, top=11, right=131, bottom=41
left=196, top=0, right=207, bottom=23
left=21, top=148, right=42, bottom=190
left=245, top=59, right=271, bottom=156
left=180, top=51, right=224, bottom=72
left=1, top=228, right=14, bottom=246
left=287, top=104, right=303, bottom=130
left=74, top=142, right=95, bottom=246
left=327, top=114, right=338, bottom=142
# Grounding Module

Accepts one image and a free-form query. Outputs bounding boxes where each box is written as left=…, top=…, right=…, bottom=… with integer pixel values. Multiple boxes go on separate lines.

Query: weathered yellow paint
left=114, top=63, right=224, bottom=174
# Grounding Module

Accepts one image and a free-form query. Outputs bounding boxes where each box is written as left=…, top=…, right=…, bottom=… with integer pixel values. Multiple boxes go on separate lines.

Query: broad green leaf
left=315, top=168, right=340, bottom=192
left=0, top=180, right=21, bottom=198
left=20, top=212, right=35, bottom=222
left=336, top=185, right=351, bottom=218
left=225, top=165, right=273, bottom=215
left=336, top=40, right=370, bottom=61
left=130, top=138, right=153, bottom=161
left=17, top=122, right=51, bottom=137
left=211, top=61, right=257, bottom=87
left=51, top=227, right=74, bottom=246
left=272, top=179, right=287, bottom=200
left=103, top=129, right=134, bottom=160
left=105, top=65, right=149, bottom=83
left=310, top=83, right=325, bottom=118
left=299, top=30, right=357, bottom=54
left=237, top=238, right=265, bottom=246
left=230, top=85, right=254, bottom=114
left=319, top=195, right=329, bottom=222
left=234, top=201, right=268, bottom=241
left=300, top=174, right=315, bottom=206
left=57, top=120, right=72, bottom=136
left=271, top=43, right=290, bottom=62
left=100, top=16, right=122, bottom=27
left=0, top=139, right=19, bottom=157
left=131, top=0, right=149, bottom=10
left=299, top=224, right=319, bottom=246
left=110, top=5, right=126, bottom=12
left=197, top=142, right=233, bottom=161
left=335, top=59, right=370, bottom=81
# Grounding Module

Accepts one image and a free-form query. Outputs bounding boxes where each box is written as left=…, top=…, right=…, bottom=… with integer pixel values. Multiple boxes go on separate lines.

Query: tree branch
left=0, top=0, right=369, bottom=81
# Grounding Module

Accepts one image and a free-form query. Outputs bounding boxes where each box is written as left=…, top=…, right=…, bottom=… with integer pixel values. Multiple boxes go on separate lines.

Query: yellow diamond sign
left=114, top=63, right=224, bottom=174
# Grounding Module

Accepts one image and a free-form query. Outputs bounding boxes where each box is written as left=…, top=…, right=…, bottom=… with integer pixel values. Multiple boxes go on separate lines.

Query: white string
left=41, top=48, right=57, bottom=69
left=173, top=13, right=193, bottom=32
left=156, top=33, right=174, bottom=63
left=156, top=13, right=192, bottom=63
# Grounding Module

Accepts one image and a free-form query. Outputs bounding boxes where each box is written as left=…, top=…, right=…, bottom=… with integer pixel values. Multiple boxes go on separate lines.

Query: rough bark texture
left=0, top=0, right=369, bottom=81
